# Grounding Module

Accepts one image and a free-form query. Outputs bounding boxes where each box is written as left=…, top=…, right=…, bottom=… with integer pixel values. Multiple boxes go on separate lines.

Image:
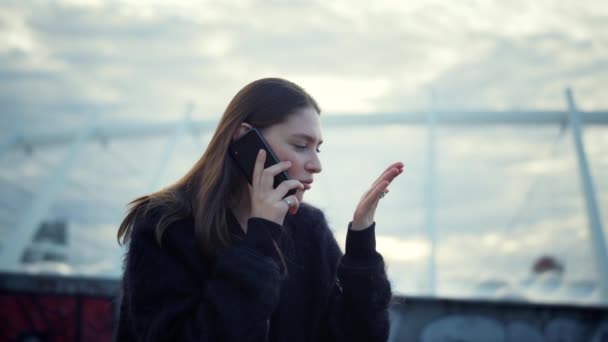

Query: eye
left=293, top=144, right=321, bottom=153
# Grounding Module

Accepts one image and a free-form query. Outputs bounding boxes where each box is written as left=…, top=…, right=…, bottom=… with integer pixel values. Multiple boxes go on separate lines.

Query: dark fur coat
left=115, top=203, right=391, bottom=341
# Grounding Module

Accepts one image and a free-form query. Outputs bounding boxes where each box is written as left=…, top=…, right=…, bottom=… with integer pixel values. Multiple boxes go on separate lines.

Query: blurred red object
left=0, top=273, right=118, bottom=342
left=0, top=294, right=114, bottom=342
left=532, top=255, right=565, bottom=274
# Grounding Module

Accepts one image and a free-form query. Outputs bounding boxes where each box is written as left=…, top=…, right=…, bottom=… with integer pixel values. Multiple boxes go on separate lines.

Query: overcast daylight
left=1, top=0, right=608, bottom=340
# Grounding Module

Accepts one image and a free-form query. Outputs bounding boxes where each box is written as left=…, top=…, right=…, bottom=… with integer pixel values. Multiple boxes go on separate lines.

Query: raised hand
left=351, top=162, right=404, bottom=231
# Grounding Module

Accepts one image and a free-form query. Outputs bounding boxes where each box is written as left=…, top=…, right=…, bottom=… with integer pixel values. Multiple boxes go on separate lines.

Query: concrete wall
left=389, top=296, right=608, bottom=341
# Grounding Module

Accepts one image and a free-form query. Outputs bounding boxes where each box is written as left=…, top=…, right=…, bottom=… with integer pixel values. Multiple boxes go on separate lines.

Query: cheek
left=287, top=157, right=307, bottom=177
left=275, top=149, right=303, bottom=173
left=273, top=146, right=292, bottom=163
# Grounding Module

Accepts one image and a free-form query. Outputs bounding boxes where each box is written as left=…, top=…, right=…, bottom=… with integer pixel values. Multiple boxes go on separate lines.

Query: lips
left=301, top=180, right=313, bottom=190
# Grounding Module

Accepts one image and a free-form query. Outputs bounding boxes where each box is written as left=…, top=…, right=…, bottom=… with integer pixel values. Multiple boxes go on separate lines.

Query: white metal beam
left=0, top=114, right=98, bottom=271
left=427, top=92, right=438, bottom=296
left=8, top=110, right=608, bottom=151
left=148, top=104, right=194, bottom=192
left=566, top=89, right=608, bottom=303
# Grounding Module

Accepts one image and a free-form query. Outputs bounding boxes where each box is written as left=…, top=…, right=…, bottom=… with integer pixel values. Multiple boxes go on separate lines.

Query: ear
left=232, top=123, right=253, bottom=142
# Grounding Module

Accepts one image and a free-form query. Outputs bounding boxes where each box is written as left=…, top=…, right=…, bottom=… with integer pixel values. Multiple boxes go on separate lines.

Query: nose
left=306, top=153, right=322, bottom=174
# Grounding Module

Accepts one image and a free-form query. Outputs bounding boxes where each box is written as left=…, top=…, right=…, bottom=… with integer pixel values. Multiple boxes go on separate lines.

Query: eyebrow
left=291, top=133, right=323, bottom=145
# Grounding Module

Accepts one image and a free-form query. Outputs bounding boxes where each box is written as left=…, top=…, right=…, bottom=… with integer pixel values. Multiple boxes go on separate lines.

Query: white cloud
left=284, top=75, right=392, bottom=113
left=0, top=11, right=35, bottom=53
left=3, top=0, right=606, bottom=125
left=377, top=234, right=430, bottom=262
left=58, top=0, right=105, bottom=9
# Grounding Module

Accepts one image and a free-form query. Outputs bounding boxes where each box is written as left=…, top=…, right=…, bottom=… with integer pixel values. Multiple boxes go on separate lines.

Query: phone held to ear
left=228, top=128, right=297, bottom=197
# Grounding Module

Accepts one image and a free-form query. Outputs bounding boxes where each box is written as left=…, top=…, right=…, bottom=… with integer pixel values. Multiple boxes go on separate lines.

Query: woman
left=115, top=78, right=404, bottom=341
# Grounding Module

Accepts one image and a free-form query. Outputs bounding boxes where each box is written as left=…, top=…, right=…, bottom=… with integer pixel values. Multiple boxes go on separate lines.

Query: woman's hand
left=351, top=162, right=404, bottom=231
left=250, top=149, right=304, bottom=226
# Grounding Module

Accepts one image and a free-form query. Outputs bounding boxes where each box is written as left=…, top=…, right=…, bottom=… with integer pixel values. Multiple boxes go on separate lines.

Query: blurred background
left=1, top=0, right=607, bottom=320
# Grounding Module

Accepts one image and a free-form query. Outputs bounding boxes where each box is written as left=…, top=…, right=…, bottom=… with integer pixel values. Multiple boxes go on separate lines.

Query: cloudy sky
left=2, top=0, right=607, bottom=131
left=1, top=0, right=607, bottom=304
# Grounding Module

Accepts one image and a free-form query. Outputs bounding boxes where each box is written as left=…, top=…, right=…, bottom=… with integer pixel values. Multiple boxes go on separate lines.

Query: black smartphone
left=228, top=128, right=296, bottom=197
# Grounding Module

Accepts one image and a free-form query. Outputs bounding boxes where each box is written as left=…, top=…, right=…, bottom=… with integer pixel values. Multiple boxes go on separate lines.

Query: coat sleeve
left=118, top=215, right=284, bottom=342
left=321, top=221, right=392, bottom=342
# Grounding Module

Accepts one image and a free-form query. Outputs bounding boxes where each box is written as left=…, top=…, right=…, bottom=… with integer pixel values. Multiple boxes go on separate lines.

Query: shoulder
left=130, top=205, right=164, bottom=239
left=126, top=205, right=202, bottom=273
left=129, top=204, right=194, bottom=251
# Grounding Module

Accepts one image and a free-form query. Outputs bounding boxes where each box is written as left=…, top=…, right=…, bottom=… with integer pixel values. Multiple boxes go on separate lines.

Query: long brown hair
left=117, top=78, right=320, bottom=259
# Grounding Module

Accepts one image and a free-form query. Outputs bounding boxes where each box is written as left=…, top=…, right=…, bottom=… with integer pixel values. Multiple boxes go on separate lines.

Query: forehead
left=272, top=107, right=323, bottom=141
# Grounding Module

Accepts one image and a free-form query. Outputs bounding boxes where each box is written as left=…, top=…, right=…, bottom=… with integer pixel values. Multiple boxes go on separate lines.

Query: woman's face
left=261, top=107, right=323, bottom=202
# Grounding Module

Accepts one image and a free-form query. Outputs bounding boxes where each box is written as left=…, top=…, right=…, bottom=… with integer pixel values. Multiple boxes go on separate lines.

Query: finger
left=384, top=168, right=403, bottom=184
left=252, top=149, right=267, bottom=188
left=370, top=167, right=400, bottom=192
left=282, top=195, right=300, bottom=215
left=264, top=160, right=293, bottom=176
left=274, top=179, right=304, bottom=200
left=358, top=162, right=403, bottom=208
left=354, top=180, right=388, bottom=226
left=362, top=180, right=390, bottom=211
left=370, top=162, right=404, bottom=190
left=260, top=160, right=292, bottom=190
left=379, top=162, right=404, bottom=184
left=372, top=180, right=390, bottom=201
left=383, top=161, right=404, bottom=173
left=377, top=162, right=404, bottom=179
